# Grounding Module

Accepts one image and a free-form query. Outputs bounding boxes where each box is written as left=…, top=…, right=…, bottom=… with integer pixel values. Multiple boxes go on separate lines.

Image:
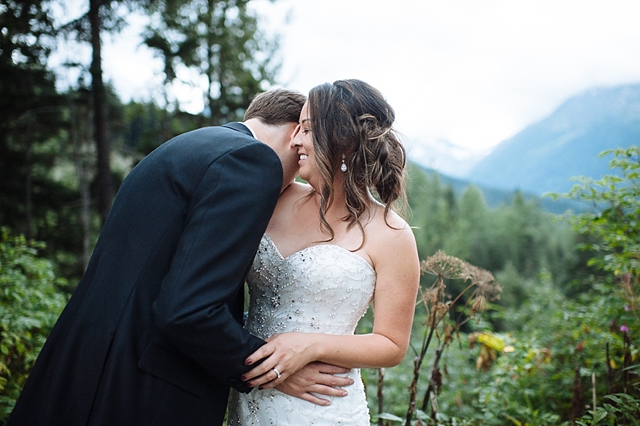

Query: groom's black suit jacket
left=8, top=123, right=281, bottom=426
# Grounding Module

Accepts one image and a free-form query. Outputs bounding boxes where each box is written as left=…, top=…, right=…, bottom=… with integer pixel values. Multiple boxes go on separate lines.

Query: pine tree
left=142, top=0, right=280, bottom=125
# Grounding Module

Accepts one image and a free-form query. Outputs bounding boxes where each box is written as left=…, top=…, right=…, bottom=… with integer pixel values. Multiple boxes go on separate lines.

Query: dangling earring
left=341, top=154, right=347, bottom=172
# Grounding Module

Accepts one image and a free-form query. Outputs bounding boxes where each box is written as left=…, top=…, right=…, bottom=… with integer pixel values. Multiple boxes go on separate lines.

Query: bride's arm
left=241, top=223, right=420, bottom=388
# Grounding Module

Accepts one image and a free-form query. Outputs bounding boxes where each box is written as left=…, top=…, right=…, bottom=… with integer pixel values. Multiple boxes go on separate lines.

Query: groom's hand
left=275, top=362, right=353, bottom=406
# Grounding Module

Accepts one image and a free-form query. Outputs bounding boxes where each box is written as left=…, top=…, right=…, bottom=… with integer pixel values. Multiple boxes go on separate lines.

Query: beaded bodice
left=228, top=234, right=376, bottom=425
left=244, top=234, right=376, bottom=339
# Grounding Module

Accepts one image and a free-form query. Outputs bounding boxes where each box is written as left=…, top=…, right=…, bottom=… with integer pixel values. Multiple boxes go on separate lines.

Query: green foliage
left=406, top=164, right=586, bottom=314
left=462, top=281, right=624, bottom=425
left=1, top=89, right=101, bottom=284
left=405, top=251, right=502, bottom=423
left=362, top=252, right=501, bottom=425
left=367, top=276, right=637, bottom=425
left=0, top=0, right=57, bottom=67
left=2, top=0, right=285, bottom=282
left=0, top=229, right=67, bottom=420
left=574, top=392, right=640, bottom=425
left=117, top=101, right=206, bottom=157
left=5, top=3, right=638, bottom=424
left=142, top=0, right=279, bottom=125
left=553, top=146, right=640, bottom=278
left=0, top=0, right=66, bottom=234
left=367, top=148, right=639, bottom=425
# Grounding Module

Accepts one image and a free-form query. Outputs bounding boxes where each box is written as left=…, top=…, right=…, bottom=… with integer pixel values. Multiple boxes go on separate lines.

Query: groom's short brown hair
left=244, top=89, right=306, bottom=126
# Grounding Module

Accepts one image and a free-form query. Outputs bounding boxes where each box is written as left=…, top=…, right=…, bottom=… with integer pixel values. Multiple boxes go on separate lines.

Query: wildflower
left=420, top=250, right=466, bottom=279
left=620, top=325, right=629, bottom=333
left=625, top=305, right=630, bottom=311
left=475, top=332, right=505, bottom=352
left=470, top=295, right=487, bottom=316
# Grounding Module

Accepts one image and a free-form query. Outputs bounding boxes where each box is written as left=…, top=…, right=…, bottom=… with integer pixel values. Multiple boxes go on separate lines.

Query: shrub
left=0, top=228, right=68, bottom=420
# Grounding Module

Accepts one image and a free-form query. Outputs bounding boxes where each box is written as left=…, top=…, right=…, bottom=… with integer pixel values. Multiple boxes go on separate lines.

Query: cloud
left=255, top=0, right=640, bottom=152
left=57, top=0, right=640, bottom=155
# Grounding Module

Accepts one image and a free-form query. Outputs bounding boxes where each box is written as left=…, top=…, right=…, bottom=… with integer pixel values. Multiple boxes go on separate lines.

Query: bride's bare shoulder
left=368, top=205, right=415, bottom=246
left=269, top=182, right=313, bottom=232
left=365, top=206, right=417, bottom=271
left=291, top=181, right=313, bottom=193
left=280, top=181, right=312, bottom=200
left=369, top=204, right=409, bottom=230
left=274, top=182, right=313, bottom=213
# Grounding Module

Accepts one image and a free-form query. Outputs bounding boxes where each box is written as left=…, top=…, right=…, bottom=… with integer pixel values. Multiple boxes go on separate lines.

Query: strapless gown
left=227, top=234, right=376, bottom=425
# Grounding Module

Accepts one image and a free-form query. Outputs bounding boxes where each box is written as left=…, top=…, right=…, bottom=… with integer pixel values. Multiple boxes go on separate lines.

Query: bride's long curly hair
left=308, top=79, right=407, bottom=244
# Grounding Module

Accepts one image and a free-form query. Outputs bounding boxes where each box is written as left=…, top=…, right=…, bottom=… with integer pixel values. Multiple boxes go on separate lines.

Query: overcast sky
left=56, top=0, right=640, bottom=159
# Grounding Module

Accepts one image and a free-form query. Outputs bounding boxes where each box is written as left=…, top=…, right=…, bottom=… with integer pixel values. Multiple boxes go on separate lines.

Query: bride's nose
left=290, top=125, right=302, bottom=147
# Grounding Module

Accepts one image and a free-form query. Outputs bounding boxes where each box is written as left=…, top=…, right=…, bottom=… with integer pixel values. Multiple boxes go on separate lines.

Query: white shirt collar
left=241, top=122, right=258, bottom=139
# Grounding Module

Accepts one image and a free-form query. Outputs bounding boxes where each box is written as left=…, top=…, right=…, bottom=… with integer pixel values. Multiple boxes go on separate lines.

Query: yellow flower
left=476, top=332, right=506, bottom=352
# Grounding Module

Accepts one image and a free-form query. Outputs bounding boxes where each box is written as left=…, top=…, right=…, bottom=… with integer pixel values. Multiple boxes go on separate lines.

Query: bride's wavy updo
left=308, top=79, right=407, bottom=241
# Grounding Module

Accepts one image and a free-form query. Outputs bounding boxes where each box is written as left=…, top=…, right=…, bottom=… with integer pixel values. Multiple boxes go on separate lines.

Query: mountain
left=413, top=165, right=584, bottom=214
left=465, top=84, right=640, bottom=195
left=407, top=135, right=488, bottom=178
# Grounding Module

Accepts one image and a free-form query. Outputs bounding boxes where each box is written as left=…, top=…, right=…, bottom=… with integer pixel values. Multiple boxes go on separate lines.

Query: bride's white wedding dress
left=227, top=234, right=376, bottom=425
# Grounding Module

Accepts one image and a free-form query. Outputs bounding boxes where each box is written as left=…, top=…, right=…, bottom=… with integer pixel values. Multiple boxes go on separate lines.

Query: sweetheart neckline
left=262, top=234, right=375, bottom=273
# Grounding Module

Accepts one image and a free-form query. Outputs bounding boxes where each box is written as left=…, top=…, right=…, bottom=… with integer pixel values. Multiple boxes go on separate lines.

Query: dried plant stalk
left=403, top=251, right=501, bottom=425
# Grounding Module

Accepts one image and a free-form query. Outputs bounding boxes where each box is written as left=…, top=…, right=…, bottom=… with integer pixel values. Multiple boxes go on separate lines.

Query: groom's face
left=267, top=122, right=300, bottom=190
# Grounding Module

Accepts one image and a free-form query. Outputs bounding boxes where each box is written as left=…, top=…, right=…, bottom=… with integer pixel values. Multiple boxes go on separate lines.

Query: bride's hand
left=241, top=332, right=318, bottom=388
left=276, top=362, right=353, bottom=405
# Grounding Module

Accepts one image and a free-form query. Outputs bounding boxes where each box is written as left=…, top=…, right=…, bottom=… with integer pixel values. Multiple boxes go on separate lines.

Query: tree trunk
left=25, top=134, right=33, bottom=241
left=71, top=102, right=93, bottom=268
left=89, top=0, right=112, bottom=225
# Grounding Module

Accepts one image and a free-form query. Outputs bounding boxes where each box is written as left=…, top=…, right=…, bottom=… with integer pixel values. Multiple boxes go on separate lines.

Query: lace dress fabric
left=228, top=234, right=376, bottom=425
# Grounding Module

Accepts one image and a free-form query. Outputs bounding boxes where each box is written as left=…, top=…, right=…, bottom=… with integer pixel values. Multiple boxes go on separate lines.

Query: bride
left=228, top=79, right=420, bottom=425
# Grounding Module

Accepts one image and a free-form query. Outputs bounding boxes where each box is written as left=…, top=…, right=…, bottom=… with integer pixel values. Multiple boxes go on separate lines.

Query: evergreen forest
left=1, top=1, right=638, bottom=424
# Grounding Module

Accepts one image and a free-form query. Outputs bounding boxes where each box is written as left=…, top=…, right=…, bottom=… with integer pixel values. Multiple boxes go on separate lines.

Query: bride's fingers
left=243, top=357, right=297, bottom=385
left=245, top=365, right=290, bottom=388
left=294, top=392, right=332, bottom=406
left=315, top=374, right=353, bottom=388
left=295, top=362, right=353, bottom=387
left=242, top=363, right=278, bottom=383
left=262, top=363, right=302, bottom=389
left=313, top=362, right=350, bottom=375
left=307, top=384, right=349, bottom=398
left=244, top=353, right=302, bottom=383
left=244, top=343, right=276, bottom=366
left=245, top=372, right=271, bottom=388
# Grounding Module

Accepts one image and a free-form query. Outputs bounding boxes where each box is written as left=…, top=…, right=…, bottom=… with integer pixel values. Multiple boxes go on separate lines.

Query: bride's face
left=291, top=101, right=318, bottom=186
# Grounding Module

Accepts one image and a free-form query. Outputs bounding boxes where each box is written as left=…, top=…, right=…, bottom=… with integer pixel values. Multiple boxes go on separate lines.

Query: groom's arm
left=152, top=141, right=280, bottom=391
left=275, top=362, right=354, bottom=406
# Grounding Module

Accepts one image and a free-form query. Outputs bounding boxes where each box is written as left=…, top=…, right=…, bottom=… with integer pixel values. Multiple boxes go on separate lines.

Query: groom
left=8, top=89, right=350, bottom=426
